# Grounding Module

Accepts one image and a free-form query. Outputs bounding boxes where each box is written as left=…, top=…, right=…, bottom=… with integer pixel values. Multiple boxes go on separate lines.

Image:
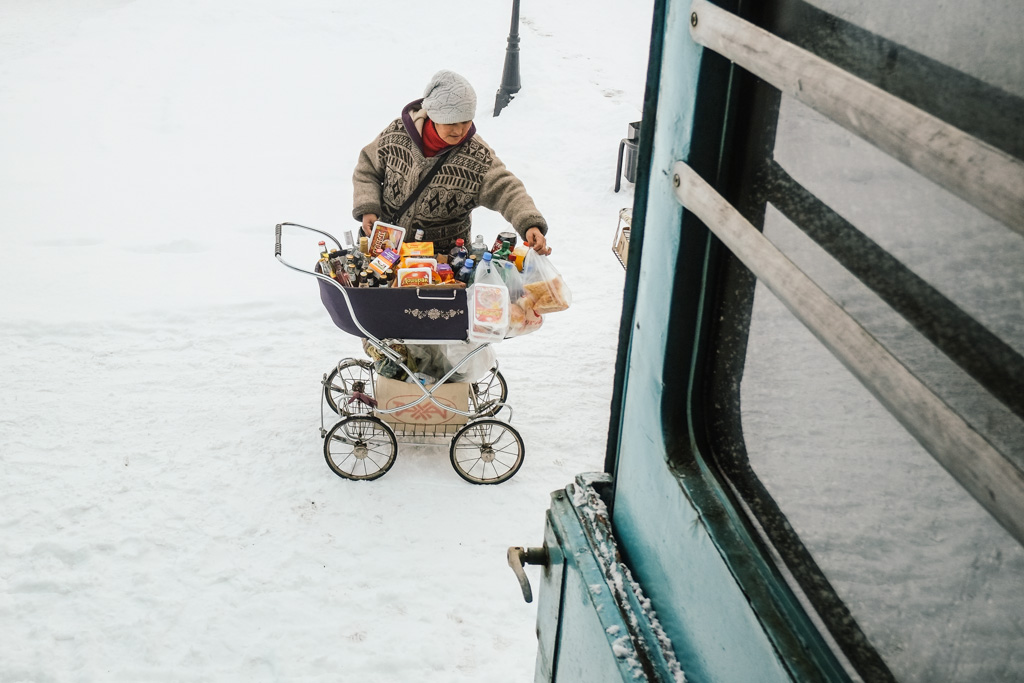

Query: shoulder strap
left=388, top=155, right=448, bottom=225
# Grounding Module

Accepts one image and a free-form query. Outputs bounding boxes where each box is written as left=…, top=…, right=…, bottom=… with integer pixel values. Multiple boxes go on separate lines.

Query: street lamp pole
left=493, top=0, right=521, bottom=116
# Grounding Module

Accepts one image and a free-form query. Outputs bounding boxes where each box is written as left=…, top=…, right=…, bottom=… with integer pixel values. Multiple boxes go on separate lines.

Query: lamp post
left=493, top=0, right=521, bottom=116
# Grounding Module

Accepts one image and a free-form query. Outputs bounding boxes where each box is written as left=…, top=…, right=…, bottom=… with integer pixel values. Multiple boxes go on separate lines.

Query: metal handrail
left=687, top=0, right=1024, bottom=236
left=672, top=160, right=1024, bottom=546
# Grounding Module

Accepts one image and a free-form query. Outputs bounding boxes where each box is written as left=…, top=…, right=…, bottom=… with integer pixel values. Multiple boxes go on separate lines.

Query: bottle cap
left=466, top=258, right=475, bottom=267
left=456, top=238, right=464, bottom=246
left=482, top=252, right=492, bottom=261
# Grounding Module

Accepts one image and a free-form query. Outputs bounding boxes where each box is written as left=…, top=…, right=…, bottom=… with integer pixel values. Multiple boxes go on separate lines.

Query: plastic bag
left=443, top=341, right=498, bottom=383
left=495, top=260, right=540, bottom=337
left=521, top=250, right=571, bottom=314
left=405, top=344, right=453, bottom=383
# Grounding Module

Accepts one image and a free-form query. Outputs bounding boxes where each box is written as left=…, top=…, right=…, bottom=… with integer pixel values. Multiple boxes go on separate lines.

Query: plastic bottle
left=456, top=257, right=475, bottom=284
left=414, top=228, right=425, bottom=242
left=493, top=240, right=512, bottom=261
left=470, top=234, right=487, bottom=261
left=467, top=252, right=510, bottom=342
left=449, top=238, right=468, bottom=271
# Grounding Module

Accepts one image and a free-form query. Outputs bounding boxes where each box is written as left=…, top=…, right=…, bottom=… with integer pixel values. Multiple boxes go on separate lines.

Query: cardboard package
left=374, top=376, right=470, bottom=433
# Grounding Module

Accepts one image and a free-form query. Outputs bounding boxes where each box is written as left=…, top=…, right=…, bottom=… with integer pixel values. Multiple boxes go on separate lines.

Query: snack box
left=396, top=266, right=434, bottom=288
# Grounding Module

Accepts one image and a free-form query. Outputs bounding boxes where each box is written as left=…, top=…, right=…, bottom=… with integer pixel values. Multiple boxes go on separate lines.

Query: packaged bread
left=521, top=250, right=571, bottom=314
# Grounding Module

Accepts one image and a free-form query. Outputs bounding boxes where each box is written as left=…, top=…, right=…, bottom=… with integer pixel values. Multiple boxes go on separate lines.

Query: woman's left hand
left=525, top=227, right=551, bottom=255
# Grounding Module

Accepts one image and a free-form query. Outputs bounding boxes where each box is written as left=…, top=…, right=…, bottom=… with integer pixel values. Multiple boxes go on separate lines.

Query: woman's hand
left=525, top=227, right=551, bottom=255
left=361, top=213, right=378, bottom=237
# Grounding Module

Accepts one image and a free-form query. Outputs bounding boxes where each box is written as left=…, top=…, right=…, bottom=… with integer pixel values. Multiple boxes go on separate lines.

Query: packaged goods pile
left=316, top=220, right=571, bottom=345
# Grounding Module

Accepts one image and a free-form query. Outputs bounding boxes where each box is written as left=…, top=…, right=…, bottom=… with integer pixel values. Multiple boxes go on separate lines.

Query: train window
left=689, top=0, right=1024, bottom=680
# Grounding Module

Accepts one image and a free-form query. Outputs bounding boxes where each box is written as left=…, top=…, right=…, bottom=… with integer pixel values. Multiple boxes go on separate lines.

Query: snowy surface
left=0, top=1, right=652, bottom=680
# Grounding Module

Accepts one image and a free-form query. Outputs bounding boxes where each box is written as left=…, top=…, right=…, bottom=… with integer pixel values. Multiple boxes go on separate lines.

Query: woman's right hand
left=361, top=213, right=378, bottom=237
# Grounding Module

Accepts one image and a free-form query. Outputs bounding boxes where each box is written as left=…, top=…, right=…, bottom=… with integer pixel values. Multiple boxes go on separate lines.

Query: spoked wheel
left=470, top=369, right=508, bottom=418
left=450, top=419, right=524, bottom=485
left=324, top=359, right=375, bottom=415
left=324, top=416, right=397, bottom=481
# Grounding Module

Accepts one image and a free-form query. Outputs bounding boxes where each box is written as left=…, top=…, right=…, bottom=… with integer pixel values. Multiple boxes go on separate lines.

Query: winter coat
left=352, top=100, right=548, bottom=253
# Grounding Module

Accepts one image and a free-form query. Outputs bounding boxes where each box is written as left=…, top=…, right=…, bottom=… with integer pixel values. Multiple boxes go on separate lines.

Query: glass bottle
left=470, top=234, right=487, bottom=260
left=358, top=270, right=371, bottom=288
left=318, top=241, right=335, bottom=277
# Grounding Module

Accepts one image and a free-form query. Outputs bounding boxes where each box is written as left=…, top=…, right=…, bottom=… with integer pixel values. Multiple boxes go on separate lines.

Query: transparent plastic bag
left=521, top=250, right=571, bottom=314
left=499, top=260, right=540, bottom=337
left=443, top=341, right=498, bottom=382
left=404, top=344, right=453, bottom=382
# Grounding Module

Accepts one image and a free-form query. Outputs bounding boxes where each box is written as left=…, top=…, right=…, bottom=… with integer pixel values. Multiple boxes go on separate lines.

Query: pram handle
left=275, top=222, right=394, bottom=356
left=415, top=289, right=459, bottom=301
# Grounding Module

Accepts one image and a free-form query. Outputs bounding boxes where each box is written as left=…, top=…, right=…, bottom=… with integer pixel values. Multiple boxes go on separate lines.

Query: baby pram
left=275, top=222, right=525, bottom=484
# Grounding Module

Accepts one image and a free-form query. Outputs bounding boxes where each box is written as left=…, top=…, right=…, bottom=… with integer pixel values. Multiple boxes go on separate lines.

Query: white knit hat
left=422, top=70, right=477, bottom=124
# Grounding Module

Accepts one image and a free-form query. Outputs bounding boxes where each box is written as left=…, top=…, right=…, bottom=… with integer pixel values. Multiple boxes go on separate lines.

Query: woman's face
left=434, top=120, right=472, bottom=145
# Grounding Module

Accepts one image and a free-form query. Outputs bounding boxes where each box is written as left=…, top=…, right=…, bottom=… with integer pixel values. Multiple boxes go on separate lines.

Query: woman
left=352, top=70, right=551, bottom=255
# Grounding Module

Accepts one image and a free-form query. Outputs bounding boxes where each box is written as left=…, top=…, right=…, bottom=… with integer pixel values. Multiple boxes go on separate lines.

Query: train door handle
left=507, top=546, right=549, bottom=603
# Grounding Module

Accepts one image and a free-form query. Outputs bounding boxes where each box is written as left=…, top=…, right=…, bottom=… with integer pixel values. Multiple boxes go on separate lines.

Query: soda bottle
left=493, top=240, right=512, bottom=261
left=449, top=238, right=468, bottom=271
left=456, top=257, right=475, bottom=284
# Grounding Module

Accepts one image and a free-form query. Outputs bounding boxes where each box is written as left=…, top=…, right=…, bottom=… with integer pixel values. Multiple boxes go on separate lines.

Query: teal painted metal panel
left=536, top=476, right=686, bottom=683
left=608, top=1, right=805, bottom=681
left=534, top=514, right=564, bottom=682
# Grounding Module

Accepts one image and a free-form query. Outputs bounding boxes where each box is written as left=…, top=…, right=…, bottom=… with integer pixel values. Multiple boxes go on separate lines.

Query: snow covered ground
left=0, top=1, right=652, bottom=680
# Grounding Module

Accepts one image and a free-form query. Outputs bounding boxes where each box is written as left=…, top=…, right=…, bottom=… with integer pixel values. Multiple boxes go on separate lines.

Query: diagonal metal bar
left=673, top=160, right=1024, bottom=547
left=688, top=0, right=1024, bottom=236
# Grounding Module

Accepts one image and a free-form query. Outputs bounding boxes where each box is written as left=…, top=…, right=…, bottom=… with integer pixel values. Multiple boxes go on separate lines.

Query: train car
left=507, top=0, right=1024, bottom=680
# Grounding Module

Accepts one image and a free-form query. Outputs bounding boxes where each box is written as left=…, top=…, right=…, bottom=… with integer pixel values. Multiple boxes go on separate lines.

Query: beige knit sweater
left=352, top=104, right=548, bottom=253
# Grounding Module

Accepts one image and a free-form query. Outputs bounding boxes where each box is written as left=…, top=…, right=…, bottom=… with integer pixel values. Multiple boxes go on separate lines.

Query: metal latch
left=507, top=546, right=549, bottom=603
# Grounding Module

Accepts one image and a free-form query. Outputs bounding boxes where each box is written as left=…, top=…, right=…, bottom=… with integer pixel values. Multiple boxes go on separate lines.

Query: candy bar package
left=369, top=220, right=406, bottom=254
left=521, top=250, right=571, bottom=314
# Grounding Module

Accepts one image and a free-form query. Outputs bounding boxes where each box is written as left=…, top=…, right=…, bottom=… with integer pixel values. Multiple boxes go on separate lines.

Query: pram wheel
left=470, top=369, right=508, bottom=418
left=450, top=419, right=524, bottom=485
left=324, top=359, right=375, bottom=416
left=324, top=416, right=397, bottom=481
